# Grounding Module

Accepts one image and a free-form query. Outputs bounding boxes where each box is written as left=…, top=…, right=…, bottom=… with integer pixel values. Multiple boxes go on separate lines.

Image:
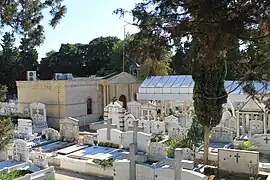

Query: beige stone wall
left=65, top=80, right=103, bottom=126
left=16, top=73, right=140, bottom=129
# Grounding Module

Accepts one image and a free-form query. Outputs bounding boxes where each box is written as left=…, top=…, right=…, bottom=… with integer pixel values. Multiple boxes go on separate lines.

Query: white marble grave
left=249, top=120, right=263, bottom=136
left=60, top=117, right=79, bottom=142
left=42, top=128, right=60, bottom=141
left=148, top=142, right=167, bottom=161
left=211, top=126, right=234, bottom=143
left=30, top=102, right=47, bottom=133
left=250, top=134, right=270, bottom=154
left=104, top=101, right=126, bottom=131
left=32, top=152, right=48, bottom=168
left=11, top=139, right=30, bottom=162
left=218, top=149, right=259, bottom=175
left=17, top=119, right=32, bottom=136
left=127, top=101, right=142, bottom=119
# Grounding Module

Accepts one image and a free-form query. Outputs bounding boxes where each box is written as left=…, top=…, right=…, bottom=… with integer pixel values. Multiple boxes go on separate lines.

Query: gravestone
left=250, top=134, right=270, bottom=154
left=137, top=132, right=151, bottom=152
left=141, top=102, right=157, bottom=121
left=179, top=114, right=193, bottom=128
left=249, top=120, right=263, bottom=135
left=165, top=115, right=180, bottom=131
left=83, top=135, right=94, bottom=145
left=32, top=152, right=48, bottom=168
left=124, top=114, right=136, bottom=131
left=17, top=119, right=32, bottom=137
left=13, top=139, right=29, bottom=162
left=218, top=149, right=259, bottom=175
left=127, top=101, right=142, bottom=119
left=104, top=101, right=126, bottom=131
left=111, top=129, right=123, bottom=145
left=23, top=107, right=30, bottom=117
left=138, top=119, right=151, bottom=133
left=151, top=121, right=166, bottom=135
left=211, top=126, right=234, bottom=143
left=97, top=128, right=108, bottom=142
left=42, top=128, right=60, bottom=141
left=148, top=142, right=167, bottom=161
left=60, top=117, right=79, bottom=142
left=30, top=102, right=47, bottom=133
left=182, top=148, right=193, bottom=160
left=168, top=125, right=186, bottom=140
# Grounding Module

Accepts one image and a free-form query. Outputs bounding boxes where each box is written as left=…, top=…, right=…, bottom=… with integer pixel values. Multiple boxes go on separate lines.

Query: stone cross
left=130, top=120, right=139, bottom=180
left=175, top=148, right=184, bottom=180
left=234, top=153, right=240, bottom=163
left=156, top=124, right=160, bottom=129
left=107, top=118, right=112, bottom=141
left=264, top=136, right=269, bottom=144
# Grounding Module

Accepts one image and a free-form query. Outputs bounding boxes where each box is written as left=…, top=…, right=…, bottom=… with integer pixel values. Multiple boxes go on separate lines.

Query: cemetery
left=0, top=75, right=269, bottom=179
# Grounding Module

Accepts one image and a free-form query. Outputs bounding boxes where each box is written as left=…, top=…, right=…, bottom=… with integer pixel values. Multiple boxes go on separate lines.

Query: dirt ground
left=55, top=169, right=112, bottom=180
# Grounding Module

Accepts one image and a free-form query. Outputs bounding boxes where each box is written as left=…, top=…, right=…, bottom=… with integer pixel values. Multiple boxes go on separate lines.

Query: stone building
left=16, top=72, right=139, bottom=129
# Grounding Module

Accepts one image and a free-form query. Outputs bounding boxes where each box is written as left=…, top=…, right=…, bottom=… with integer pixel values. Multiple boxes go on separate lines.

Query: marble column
left=107, top=118, right=112, bottom=141
left=236, top=111, right=240, bottom=137
left=175, top=148, right=184, bottom=180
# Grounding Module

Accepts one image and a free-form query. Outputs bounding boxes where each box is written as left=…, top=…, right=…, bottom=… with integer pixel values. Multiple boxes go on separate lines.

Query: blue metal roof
left=140, top=75, right=270, bottom=95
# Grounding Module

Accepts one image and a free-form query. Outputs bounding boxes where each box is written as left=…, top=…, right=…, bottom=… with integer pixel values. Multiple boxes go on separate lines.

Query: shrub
left=238, top=141, right=256, bottom=151
left=93, top=158, right=115, bottom=170
left=98, top=141, right=119, bottom=148
left=0, top=169, right=32, bottom=180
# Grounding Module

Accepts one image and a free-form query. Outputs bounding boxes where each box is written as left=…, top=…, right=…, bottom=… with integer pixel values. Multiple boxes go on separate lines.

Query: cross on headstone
left=264, top=136, right=269, bottom=144
left=146, top=112, right=151, bottom=121
left=155, top=136, right=159, bottom=142
left=234, top=153, right=240, bottom=163
left=141, top=122, right=144, bottom=128
left=156, top=124, right=160, bottom=129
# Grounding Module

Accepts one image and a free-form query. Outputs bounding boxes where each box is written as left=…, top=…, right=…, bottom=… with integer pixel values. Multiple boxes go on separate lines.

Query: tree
left=0, top=85, right=14, bottom=151
left=0, top=32, right=19, bottom=95
left=171, top=41, right=192, bottom=75
left=115, top=0, right=270, bottom=164
left=39, top=50, right=59, bottom=80
left=111, top=33, right=172, bottom=79
left=0, top=0, right=66, bottom=44
left=85, top=36, right=121, bottom=76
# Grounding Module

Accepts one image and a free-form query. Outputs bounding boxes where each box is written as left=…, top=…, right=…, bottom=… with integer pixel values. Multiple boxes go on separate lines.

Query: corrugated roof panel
left=147, top=76, right=162, bottom=87
left=229, top=81, right=242, bottom=94
left=155, top=76, right=170, bottom=87
left=163, top=76, right=178, bottom=87
left=171, top=76, right=186, bottom=87
left=181, top=76, right=193, bottom=87
left=140, top=76, right=154, bottom=87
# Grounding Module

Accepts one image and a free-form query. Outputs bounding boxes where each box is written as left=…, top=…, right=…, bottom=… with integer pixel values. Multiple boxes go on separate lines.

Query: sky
left=36, top=0, right=140, bottom=60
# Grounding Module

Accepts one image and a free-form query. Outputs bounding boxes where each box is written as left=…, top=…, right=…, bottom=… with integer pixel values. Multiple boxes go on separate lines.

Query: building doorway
left=119, top=95, right=127, bottom=109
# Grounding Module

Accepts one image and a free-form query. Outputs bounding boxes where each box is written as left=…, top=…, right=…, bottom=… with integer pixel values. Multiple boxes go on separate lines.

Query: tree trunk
left=203, top=125, right=210, bottom=165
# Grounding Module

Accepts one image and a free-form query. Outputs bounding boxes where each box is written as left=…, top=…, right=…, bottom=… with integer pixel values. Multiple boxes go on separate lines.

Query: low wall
left=16, top=166, right=55, bottom=180
left=89, top=122, right=117, bottom=131
left=59, top=157, right=113, bottom=177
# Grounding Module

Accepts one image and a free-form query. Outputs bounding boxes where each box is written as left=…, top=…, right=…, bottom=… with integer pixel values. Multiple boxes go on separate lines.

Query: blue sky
left=36, top=0, right=140, bottom=60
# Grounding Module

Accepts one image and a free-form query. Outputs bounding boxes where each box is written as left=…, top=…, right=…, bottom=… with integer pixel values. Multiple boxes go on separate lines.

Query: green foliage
left=0, top=0, right=66, bottom=44
left=115, top=0, right=270, bottom=164
left=166, top=106, right=204, bottom=158
left=238, top=141, right=256, bottom=151
left=0, top=169, right=32, bottom=180
left=98, top=142, right=119, bottom=149
left=93, top=158, right=115, bottom=170
left=0, top=85, right=14, bottom=151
